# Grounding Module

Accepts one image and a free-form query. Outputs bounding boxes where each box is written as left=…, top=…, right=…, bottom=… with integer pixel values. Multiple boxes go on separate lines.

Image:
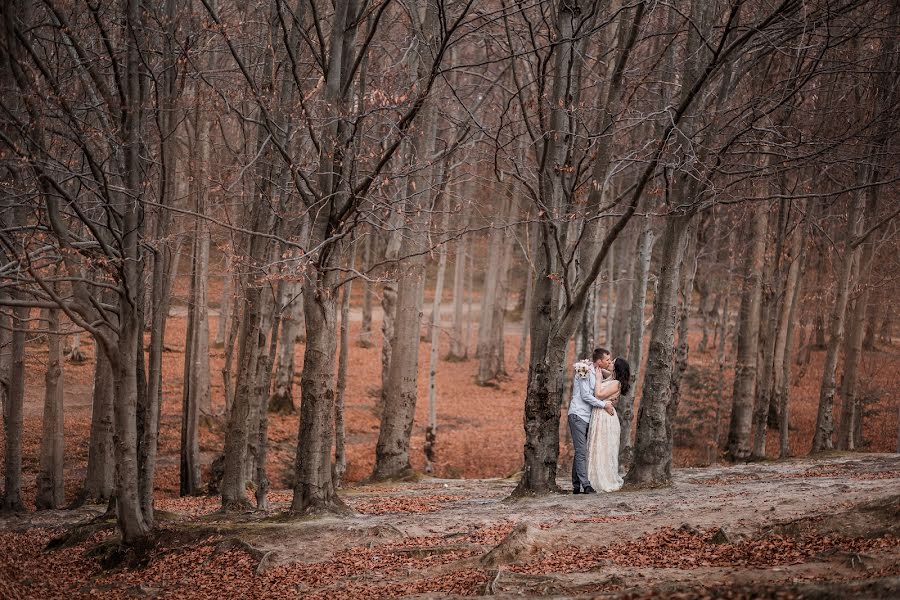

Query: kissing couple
left=567, top=347, right=631, bottom=494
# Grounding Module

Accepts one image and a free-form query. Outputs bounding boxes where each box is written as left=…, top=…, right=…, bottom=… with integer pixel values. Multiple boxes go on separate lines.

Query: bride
left=587, top=357, right=631, bottom=492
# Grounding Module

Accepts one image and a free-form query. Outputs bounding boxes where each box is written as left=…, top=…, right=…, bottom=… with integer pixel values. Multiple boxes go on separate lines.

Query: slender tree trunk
left=180, top=234, right=201, bottom=496
left=215, top=255, right=233, bottom=347
left=36, top=308, right=65, bottom=509
left=1, top=304, right=27, bottom=512
left=379, top=209, right=403, bottom=408
left=270, top=281, right=301, bottom=414
left=517, top=222, right=536, bottom=369
left=333, top=249, right=355, bottom=487
left=358, top=230, right=374, bottom=348
left=726, top=205, right=769, bottom=461
left=619, top=218, right=654, bottom=472
left=625, top=212, right=692, bottom=487
left=611, top=233, right=635, bottom=354
left=778, top=224, right=805, bottom=458
left=447, top=200, right=471, bottom=361
left=813, top=195, right=863, bottom=453
left=425, top=178, right=452, bottom=473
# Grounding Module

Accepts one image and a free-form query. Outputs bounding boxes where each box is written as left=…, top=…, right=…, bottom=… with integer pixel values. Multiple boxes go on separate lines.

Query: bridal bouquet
left=573, top=359, right=594, bottom=379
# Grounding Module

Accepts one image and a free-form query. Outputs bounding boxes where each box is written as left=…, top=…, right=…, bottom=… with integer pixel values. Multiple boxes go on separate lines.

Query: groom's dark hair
left=592, top=347, right=610, bottom=362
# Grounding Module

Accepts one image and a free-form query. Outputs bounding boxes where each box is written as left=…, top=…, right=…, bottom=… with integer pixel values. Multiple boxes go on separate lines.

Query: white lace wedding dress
left=586, top=390, right=624, bottom=492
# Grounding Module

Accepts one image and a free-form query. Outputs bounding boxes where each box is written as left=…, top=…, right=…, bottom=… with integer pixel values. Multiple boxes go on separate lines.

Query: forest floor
left=1, top=453, right=898, bottom=599
left=2, top=279, right=899, bottom=597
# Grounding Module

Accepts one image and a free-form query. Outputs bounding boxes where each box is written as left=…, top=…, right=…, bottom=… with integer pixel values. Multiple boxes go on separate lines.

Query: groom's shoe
left=582, top=486, right=597, bottom=494
left=571, top=487, right=582, bottom=494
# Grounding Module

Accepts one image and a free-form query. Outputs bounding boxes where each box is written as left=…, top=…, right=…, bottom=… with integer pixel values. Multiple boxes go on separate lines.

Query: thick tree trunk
left=619, top=218, right=654, bottom=472
left=372, top=0, right=438, bottom=479
left=373, top=189, right=431, bottom=480
left=669, top=222, right=698, bottom=443
left=111, top=298, right=151, bottom=543
left=625, top=212, right=692, bottom=487
left=813, top=195, right=862, bottom=453
left=291, top=267, right=346, bottom=513
left=79, top=341, right=115, bottom=504
left=221, top=267, right=264, bottom=509
left=476, top=193, right=507, bottom=384
left=36, top=308, right=65, bottom=510
left=726, top=205, right=769, bottom=461
left=752, top=200, right=788, bottom=459
left=837, top=195, right=875, bottom=450
left=1, top=304, right=27, bottom=512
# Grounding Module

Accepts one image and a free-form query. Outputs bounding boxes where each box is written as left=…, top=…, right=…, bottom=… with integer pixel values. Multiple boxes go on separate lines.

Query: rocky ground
left=1, top=453, right=898, bottom=599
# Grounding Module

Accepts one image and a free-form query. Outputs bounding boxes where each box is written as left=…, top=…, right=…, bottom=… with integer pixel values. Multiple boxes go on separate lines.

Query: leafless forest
left=1, top=0, right=899, bottom=598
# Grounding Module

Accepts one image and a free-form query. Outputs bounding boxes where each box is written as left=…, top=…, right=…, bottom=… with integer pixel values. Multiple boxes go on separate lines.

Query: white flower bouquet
left=573, top=359, right=594, bottom=379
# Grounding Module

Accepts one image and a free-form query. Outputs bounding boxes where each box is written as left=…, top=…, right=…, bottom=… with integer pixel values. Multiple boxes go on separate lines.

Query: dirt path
left=3, top=453, right=896, bottom=598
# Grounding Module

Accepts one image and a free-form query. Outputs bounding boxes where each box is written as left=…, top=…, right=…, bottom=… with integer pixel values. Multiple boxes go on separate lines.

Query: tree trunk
left=447, top=199, right=471, bottom=361
left=726, top=205, right=769, bottom=461
left=625, top=212, right=692, bottom=487
left=476, top=192, right=507, bottom=384
left=1, top=304, right=27, bottom=512
left=215, top=254, right=233, bottom=347
left=517, top=221, right=536, bottom=369
left=373, top=183, right=432, bottom=480
left=372, top=0, right=438, bottom=480
left=778, top=224, right=805, bottom=458
left=291, top=265, right=345, bottom=513
left=425, top=174, right=452, bottom=473
left=80, top=341, right=115, bottom=504
left=358, top=230, right=374, bottom=348
left=668, top=221, right=698, bottom=443
left=111, top=295, right=151, bottom=543
left=67, top=330, right=87, bottom=363
left=333, top=249, right=355, bottom=488
left=180, top=232, right=202, bottom=496
left=36, top=307, right=65, bottom=510
left=752, top=200, right=787, bottom=459
left=379, top=209, right=403, bottom=408
left=619, top=218, right=654, bottom=472
left=837, top=193, right=876, bottom=450
left=270, top=280, right=301, bottom=414
left=611, top=233, right=635, bottom=354
left=812, top=195, right=862, bottom=453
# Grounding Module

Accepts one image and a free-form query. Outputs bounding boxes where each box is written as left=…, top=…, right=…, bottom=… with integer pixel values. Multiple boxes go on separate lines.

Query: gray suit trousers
left=568, top=413, right=590, bottom=491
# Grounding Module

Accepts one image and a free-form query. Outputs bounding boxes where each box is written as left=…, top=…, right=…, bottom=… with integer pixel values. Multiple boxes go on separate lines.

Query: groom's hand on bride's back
left=604, top=405, right=615, bottom=416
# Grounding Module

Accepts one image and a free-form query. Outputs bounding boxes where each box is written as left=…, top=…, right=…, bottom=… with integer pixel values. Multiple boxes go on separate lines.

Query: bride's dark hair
left=613, top=357, right=631, bottom=396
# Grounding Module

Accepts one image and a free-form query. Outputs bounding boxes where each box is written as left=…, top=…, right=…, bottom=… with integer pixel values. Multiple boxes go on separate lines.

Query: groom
left=568, top=347, right=615, bottom=494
